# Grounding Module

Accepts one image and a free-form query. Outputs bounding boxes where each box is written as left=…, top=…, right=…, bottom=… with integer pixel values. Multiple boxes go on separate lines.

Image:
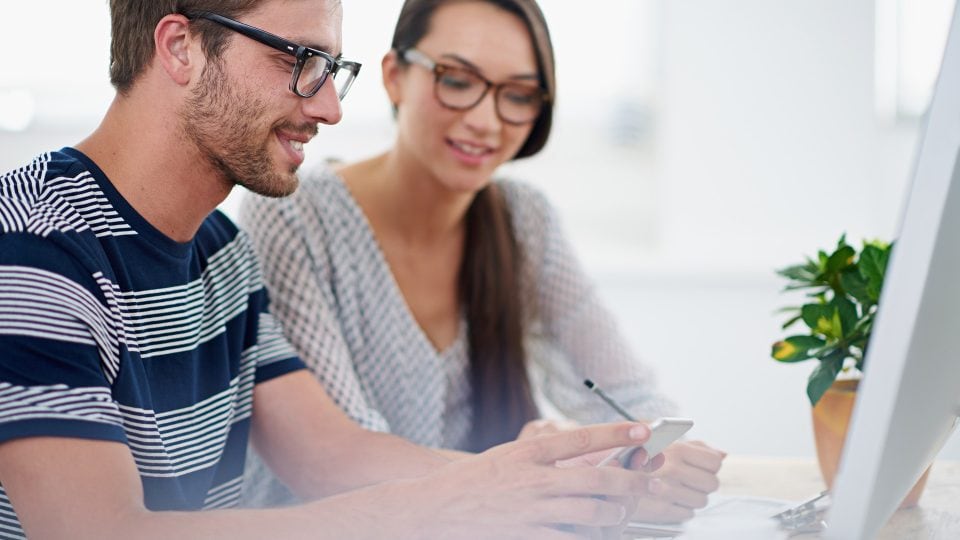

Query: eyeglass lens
left=298, top=56, right=357, bottom=99
left=435, top=67, right=543, bottom=124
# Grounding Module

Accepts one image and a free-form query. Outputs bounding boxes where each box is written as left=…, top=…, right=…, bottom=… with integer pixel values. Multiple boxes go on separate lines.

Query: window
left=875, top=0, right=954, bottom=121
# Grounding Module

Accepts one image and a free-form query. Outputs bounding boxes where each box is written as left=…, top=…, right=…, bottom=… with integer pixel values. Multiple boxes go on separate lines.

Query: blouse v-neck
left=330, top=171, right=465, bottom=360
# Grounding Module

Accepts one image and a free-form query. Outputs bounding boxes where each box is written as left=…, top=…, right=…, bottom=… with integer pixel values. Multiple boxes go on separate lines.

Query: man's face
left=180, top=0, right=344, bottom=198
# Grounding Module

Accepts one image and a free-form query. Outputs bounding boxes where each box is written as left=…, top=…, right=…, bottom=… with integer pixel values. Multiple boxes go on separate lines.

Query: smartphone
left=597, top=417, right=694, bottom=468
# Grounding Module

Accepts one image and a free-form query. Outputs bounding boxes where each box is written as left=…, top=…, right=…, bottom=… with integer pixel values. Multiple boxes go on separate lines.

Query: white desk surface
left=713, top=455, right=960, bottom=539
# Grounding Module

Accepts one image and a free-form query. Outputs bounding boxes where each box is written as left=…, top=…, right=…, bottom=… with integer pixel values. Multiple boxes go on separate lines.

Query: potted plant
left=770, top=235, right=928, bottom=507
left=771, top=235, right=890, bottom=405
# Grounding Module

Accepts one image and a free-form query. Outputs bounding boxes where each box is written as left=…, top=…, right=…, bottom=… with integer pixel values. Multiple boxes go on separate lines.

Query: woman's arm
left=239, top=189, right=390, bottom=432
left=507, top=182, right=676, bottom=422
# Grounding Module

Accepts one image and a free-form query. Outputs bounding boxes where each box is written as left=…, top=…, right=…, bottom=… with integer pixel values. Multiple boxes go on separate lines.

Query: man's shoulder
left=0, top=149, right=110, bottom=239
left=1, top=149, right=89, bottom=201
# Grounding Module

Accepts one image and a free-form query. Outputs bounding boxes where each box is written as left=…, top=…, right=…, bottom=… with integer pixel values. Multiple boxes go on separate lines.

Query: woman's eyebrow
left=439, top=53, right=538, bottom=80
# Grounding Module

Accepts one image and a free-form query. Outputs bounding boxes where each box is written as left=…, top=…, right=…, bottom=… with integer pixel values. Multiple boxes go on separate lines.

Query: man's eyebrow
left=439, top=53, right=538, bottom=80
left=291, top=35, right=341, bottom=57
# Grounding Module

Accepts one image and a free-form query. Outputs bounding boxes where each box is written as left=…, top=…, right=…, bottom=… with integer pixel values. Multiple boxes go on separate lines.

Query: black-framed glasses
left=400, top=48, right=548, bottom=125
left=186, top=11, right=361, bottom=100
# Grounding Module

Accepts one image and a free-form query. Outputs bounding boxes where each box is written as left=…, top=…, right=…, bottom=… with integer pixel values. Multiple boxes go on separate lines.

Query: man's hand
left=366, top=422, right=661, bottom=539
left=517, top=418, right=580, bottom=440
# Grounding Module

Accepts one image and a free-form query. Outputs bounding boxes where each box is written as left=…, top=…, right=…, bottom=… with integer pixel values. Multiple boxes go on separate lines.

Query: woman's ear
left=382, top=50, right=404, bottom=106
left=154, top=13, right=198, bottom=86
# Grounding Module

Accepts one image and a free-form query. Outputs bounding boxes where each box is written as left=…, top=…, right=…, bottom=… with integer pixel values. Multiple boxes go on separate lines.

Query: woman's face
left=388, top=1, right=540, bottom=194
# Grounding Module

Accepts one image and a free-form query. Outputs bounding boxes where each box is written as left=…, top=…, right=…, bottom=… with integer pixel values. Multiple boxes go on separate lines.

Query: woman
left=241, top=0, right=724, bottom=521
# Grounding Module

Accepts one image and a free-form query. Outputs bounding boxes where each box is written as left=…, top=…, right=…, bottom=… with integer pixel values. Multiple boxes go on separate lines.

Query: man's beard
left=179, top=59, right=315, bottom=198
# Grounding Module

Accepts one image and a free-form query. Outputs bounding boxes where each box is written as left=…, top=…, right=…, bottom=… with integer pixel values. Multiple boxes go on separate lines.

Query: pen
left=584, top=379, right=645, bottom=467
left=583, top=379, right=637, bottom=422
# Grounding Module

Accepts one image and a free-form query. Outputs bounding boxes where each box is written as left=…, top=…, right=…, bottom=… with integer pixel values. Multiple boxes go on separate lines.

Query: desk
left=715, top=456, right=960, bottom=538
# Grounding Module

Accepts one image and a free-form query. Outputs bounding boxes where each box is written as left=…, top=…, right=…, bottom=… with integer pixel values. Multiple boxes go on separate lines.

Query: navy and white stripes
left=0, top=154, right=134, bottom=238
left=0, top=148, right=305, bottom=536
left=0, top=383, right=122, bottom=427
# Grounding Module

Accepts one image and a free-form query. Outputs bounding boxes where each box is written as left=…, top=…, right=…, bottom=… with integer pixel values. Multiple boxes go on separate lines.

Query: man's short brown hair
left=108, top=0, right=260, bottom=94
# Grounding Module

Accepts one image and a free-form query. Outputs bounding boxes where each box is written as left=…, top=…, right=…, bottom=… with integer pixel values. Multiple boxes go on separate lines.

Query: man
left=0, top=1, right=662, bottom=538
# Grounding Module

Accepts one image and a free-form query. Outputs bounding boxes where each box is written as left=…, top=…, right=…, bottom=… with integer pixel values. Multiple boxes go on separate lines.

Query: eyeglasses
left=400, top=48, right=548, bottom=125
left=186, top=11, right=361, bottom=100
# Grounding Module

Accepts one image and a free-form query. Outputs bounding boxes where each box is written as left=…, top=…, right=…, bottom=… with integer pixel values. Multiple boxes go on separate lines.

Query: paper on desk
left=695, top=495, right=794, bottom=519
left=626, top=495, right=795, bottom=539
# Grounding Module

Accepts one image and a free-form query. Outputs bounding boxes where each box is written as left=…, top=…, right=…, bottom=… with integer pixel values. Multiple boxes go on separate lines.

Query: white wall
left=598, top=0, right=960, bottom=460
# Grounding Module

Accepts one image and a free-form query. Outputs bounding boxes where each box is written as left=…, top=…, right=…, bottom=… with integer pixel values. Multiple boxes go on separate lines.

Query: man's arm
left=249, top=370, right=451, bottom=499
left=0, top=437, right=357, bottom=540
left=0, top=421, right=663, bottom=539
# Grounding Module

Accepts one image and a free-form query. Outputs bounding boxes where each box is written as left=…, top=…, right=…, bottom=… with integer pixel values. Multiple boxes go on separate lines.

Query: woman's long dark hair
left=391, top=0, right=557, bottom=451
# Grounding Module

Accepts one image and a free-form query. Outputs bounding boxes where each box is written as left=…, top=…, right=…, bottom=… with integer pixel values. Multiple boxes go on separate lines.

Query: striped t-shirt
left=0, top=148, right=304, bottom=538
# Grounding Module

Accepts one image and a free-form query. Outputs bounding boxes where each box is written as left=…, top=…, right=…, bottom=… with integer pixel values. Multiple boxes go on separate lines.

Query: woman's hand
left=627, top=440, right=726, bottom=523
left=514, top=419, right=726, bottom=526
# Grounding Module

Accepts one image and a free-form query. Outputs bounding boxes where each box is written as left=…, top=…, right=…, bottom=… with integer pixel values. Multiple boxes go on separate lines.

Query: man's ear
left=154, top=14, right=200, bottom=86
left=382, top=50, right=404, bottom=107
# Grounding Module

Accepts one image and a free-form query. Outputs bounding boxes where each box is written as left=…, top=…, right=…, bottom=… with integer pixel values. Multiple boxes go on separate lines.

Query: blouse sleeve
left=238, top=186, right=390, bottom=433
left=503, top=182, right=678, bottom=423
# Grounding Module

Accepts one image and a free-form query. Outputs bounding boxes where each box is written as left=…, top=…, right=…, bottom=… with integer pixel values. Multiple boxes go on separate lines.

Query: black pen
left=584, top=379, right=637, bottom=422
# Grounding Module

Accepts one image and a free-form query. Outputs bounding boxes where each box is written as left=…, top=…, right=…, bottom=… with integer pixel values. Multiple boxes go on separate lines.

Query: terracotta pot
left=811, top=379, right=931, bottom=508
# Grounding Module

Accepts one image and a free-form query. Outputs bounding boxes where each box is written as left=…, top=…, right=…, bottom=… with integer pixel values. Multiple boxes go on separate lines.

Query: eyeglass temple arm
left=399, top=48, right=436, bottom=70
left=189, top=11, right=300, bottom=57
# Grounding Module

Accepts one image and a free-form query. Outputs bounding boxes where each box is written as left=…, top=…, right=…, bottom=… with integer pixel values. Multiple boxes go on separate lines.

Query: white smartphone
left=597, top=417, right=694, bottom=468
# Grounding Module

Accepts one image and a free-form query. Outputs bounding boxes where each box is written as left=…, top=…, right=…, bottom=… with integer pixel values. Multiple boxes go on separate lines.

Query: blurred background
left=1, top=0, right=957, bottom=459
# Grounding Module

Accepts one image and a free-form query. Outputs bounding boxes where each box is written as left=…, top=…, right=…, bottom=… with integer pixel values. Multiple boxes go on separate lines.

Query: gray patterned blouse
left=238, top=166, right=675, bottom=506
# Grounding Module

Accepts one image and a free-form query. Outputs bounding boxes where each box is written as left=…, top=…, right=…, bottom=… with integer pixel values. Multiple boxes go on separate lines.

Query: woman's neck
left=343, top=149, right=478, bottom=248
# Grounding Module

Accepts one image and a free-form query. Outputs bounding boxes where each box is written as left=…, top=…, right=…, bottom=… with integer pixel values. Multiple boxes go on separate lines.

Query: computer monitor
left=824, top=2, right=960, bottom=539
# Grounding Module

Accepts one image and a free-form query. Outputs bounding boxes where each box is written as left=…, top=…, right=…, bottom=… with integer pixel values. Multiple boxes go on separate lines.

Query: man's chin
left=240, top=172, right=300, bottom=199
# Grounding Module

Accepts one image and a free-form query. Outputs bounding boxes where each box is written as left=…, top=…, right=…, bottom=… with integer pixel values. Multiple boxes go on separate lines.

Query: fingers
left=631, top=497, right=697, bottom=523
left=521, top=525, right=585, bottom=540
left=672, top=441, right=726, bottom=473
left=640, top=452, right=666, bottom=472
left=518, top=420, right=553, bottom=440
left=656, top=479, right=710, bottom=509
left=600, top=494, right=639, bottom=540
left=549, top=525, right=602, bottom=540
left=623, top=447, right=658, bottom=470
left=546, top=466, right=658, bottom=498
left=513, top=423, right=650, bottom=464
left=656, top=442, right=723, bottom=495
left=687, top=439, right=728, bottom=458
left=518, top=419, right=580, bottom=441
left=534, top=497, right=628, bottom=528
left=666, top=462, right=720, bottom=493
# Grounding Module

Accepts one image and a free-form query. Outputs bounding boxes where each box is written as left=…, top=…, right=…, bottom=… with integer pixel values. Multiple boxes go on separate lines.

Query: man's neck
left=75, top=92, right=233, bottom=244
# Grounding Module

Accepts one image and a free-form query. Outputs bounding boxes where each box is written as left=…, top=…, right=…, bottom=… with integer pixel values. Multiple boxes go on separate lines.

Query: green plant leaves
left=801, top=304, right=832, bottom=334
left=840, top=270, right=870, bottom=305
left=826, top=244, right=856, bottom=274
left=777, top=260, right=820, bottom=284
left=772, top=235, right=896, bottom=404
left=859, top=243, right=891, bottom=303
left=807, top=351, right=844, bottom=406
left=833, top=297, right=858, bottom=339
left=772, top=336, right=827, bottom=362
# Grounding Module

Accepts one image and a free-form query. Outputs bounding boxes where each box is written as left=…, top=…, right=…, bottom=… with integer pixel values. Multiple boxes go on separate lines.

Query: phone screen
left=596, top=417, right=694, bottom=468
